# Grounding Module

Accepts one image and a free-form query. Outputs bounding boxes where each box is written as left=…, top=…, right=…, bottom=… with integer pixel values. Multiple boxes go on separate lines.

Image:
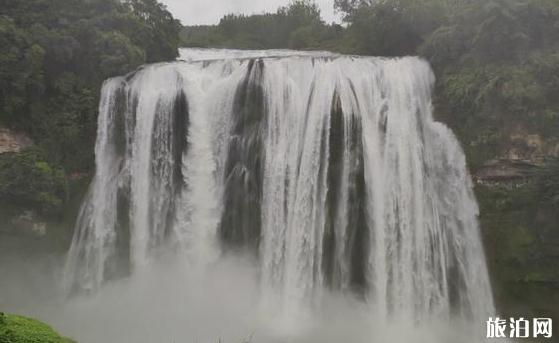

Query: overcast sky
left=160, top=0, right=341, bottom=26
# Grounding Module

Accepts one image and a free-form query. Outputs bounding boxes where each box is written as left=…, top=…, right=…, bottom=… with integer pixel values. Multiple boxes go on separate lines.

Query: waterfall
left=64, top=48, right=495, bottom=335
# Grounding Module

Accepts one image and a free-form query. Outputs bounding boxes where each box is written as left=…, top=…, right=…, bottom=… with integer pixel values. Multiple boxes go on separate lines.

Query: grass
left=0, top=313, right=75, bottom=343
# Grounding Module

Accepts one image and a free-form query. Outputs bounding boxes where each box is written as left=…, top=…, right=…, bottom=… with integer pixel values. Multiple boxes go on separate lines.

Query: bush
left=0, top=148, right=67, bottom=216
left=0, top=313, right=75, bottom=343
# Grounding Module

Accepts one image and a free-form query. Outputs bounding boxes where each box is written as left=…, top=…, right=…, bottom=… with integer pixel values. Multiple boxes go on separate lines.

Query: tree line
left=180, top=0, right=345, bottom=50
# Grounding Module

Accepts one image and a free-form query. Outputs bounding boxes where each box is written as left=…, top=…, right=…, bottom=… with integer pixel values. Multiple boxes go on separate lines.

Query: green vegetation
left=180, top=0, right=345, bottom=50
left=0, top=313, right=75, bottom=343
left=0, top=148, right=67, bottom=217
left=0, top=0, right=180, bottom=227
left=475, top=159, right=559, bottom=318
left=477, top=182, right=559, bottom=319
left=537, top=157, right=559, bottom=206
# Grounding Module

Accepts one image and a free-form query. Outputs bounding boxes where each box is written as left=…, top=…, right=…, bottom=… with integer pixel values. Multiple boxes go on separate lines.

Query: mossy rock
left=0, top=313, right=75, bottom=343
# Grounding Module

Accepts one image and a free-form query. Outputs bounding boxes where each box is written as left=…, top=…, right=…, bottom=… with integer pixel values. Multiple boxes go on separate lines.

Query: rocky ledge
left=0, top=128, right=33, bottom=154
left=474, top=159, right=540, bottom=186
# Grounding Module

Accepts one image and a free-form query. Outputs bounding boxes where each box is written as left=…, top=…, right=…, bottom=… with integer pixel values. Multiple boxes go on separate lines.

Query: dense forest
left=1, top=0, right=558, bottom=327
left=0, top=0, right=181, bottom=222
left=180, top=1, right=344, bottom=50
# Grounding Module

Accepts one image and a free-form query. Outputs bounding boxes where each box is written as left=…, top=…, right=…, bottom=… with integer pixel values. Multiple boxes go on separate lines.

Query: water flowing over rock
left=64, top=48, right=496, bottom=337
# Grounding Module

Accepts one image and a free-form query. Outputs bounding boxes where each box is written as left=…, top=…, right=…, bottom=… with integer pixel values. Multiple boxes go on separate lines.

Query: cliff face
left=472, top=141, right=559, bottom=321
left=506, top=131, right=559, bottom=161
left=475, top=159, right=539, bottom=184
left=0, top=128, right=32, bottom=154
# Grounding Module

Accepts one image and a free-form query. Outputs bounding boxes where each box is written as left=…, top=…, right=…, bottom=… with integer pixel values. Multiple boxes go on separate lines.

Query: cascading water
left=64, top=48, right=496, bottom=341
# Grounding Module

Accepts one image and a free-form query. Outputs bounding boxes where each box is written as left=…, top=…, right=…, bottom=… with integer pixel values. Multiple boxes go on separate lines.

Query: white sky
left=160, top=0, right=341, bottom=26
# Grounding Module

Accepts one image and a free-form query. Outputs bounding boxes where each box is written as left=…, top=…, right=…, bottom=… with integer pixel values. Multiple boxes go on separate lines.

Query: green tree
left=0, top=0, right=181, bottom=222
left=124, top=0, right=182, bottom=62
left=0, top=148, right=67, bottom=216
left=339, top=0, right=449, bottom=56
left=186, top=0, right=338, bottom=50
left=0, top=17, right=45, bottom=130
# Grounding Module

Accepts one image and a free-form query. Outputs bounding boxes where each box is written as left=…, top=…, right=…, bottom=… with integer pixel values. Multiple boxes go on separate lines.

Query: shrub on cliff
left=0, top=147, right=67, bottom=217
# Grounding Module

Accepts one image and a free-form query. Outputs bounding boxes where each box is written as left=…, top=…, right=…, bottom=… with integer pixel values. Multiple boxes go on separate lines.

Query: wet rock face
left=0, top=128, right=32, bottom=154
left=506, top=131, right=559, bottom=161
left=474, top=159, right=540, bottom=185
left=219, top=59, right=266, bottom=252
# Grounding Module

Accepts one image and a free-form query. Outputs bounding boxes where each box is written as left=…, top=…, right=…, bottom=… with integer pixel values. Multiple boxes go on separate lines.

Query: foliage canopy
left=0, top=0, right=180, bottom=216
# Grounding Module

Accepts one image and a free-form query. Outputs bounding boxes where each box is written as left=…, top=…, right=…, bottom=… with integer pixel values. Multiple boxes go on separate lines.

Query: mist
left=1, top=247, right=481, bottom=343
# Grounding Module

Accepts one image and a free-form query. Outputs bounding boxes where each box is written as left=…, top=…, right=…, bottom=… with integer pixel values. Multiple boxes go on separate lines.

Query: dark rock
left=474, top=159, right=540, bottom=185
